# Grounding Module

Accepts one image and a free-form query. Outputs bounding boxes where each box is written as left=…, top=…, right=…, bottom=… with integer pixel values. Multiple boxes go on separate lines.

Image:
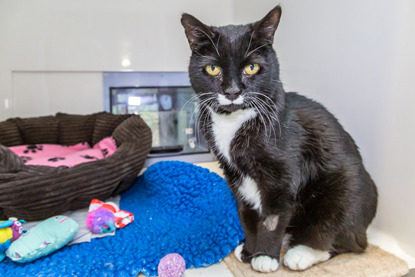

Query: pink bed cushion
left=9, top=137, right=117, bottom=168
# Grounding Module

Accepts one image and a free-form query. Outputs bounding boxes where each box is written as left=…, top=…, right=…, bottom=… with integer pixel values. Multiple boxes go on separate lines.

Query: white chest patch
left=239, top=176, right=262, bottom=214
left=209, top=107, right=257, bottom=162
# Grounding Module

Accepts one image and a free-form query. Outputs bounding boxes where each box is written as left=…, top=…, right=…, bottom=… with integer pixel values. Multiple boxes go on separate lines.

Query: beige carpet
left=224, top=244, right=409, bottom=277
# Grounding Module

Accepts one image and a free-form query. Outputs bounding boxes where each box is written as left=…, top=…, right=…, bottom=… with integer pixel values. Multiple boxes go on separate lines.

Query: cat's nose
left=224, top=81, right=242, bottom=100
left=224, top=90, right=242, bottom=101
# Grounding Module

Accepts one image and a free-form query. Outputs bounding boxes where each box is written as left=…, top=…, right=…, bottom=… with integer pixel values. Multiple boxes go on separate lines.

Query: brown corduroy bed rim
left=0, top=112, right=152, bottom=221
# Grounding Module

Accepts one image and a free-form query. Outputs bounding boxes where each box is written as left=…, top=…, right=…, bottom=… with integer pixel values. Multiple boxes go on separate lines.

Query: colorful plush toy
left=0, top=218, right=26, bottom=262
left=86, top=207, right=115, bottom=234
left=86, top=199, right=134, bottom=234
left=6, top=215, right=78, bottom=263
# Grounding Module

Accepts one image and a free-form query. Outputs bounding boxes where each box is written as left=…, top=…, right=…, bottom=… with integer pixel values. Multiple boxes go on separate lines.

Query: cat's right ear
left=181, top=13, right=214, bottom=51
left=252, top=5, right=282, bottom=44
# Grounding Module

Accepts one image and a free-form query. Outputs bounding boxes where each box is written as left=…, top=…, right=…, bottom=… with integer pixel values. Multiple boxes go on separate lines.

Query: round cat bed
left=0, top=112, right=152, bottom=221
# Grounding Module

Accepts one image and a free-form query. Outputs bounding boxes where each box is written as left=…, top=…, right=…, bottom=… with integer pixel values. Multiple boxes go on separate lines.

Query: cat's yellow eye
left=205, top=65, right=222, bottom=76
left=244, top=64, right=260, bottom=75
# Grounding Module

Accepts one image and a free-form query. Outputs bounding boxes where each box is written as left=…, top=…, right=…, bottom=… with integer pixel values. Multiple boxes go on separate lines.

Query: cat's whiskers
left=257, top=98, right=281, bottom=139
left=199, top=101, right=216, bottom=148
left=247, top=93, right=279, bottom=137
left=244, top=33, right=254, bottom=58
left=246, top=97, right=270, bottom=139
left=180, top=94, right=203, bottom=136
left=181, top=92, right=216, bottom=149
left=250, top=97, right=278, bottom=141
left=245, top=42, right=271, bottom=58
left=198, top=96, right=217, bottom=123
left=271, top=78, right=284, bottom=85
left=197, top=94, right=217, bottom=109
left=193, top=91, right=282, bottom=147
left=215, top=34, right=221, bottom=52
left=200, top=107, right=212, bottom=132
left=253, top=98, right=277, bottom=140
left=250, top=91, right=274, bottom=105
left=195, top=94, right=217, bottom=145
left=194, top=51, right=218, bottom=61
left=250, top=91, right=282, bottom=138
left=196, top=105, right=209, bottom=148
left=180, top=94, right=198, bottom=135
left=180, top=94, right=200, bottom=115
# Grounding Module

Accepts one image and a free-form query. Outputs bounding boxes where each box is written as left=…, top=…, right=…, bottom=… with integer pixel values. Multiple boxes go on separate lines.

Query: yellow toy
left=0, top=218, right=25, bottom=262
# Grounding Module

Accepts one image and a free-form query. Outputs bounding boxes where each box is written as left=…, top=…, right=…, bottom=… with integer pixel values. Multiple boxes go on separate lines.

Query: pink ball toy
left=158, top=253, right=186, bottom=277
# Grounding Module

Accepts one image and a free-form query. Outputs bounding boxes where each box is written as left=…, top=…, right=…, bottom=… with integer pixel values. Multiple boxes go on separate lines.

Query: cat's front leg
left=236, top=201, right=291, bottom=272
left=249, top=213, right=290, bottom=272
left=235, top=203, right=259, bottom=263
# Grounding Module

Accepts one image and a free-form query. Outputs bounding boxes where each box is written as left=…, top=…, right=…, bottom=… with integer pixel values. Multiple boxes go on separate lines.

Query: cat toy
left=158, top=253, right=186, bottom=277
left=0, top=218, right=26, bottom=262
left=86, top=199, right=134, bottom=234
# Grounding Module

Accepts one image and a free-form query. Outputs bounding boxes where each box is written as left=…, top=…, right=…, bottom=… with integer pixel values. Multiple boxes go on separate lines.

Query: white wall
left=0, top=0, right=234, bottom=120
left=11, top=72, right=104, bottom=118
left=377, top=0, right=415, bottom=260
left=1, top=0, right=414, bottom=265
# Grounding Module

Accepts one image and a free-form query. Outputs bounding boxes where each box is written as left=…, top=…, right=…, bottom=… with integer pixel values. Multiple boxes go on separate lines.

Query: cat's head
left=181, top=6, right=284, bottom=114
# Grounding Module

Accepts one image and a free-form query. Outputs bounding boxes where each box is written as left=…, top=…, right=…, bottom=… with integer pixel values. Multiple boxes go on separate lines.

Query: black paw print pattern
left=81, top=155, right=98, bottom=160
left=102, top=148, right=109, bottom=157
left=48, top=157, right=66, bottom=162
left=21, top=156, right=32, bottom=163
left=24, top=144, right=43, bottom=154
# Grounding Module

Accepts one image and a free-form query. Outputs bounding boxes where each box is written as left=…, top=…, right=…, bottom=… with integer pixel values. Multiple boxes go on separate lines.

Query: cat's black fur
left=181, top=5, right=377, bottom=268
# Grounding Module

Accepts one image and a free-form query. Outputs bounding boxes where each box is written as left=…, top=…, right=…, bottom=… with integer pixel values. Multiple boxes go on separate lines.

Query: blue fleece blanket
left=0, top=161, right=244, bottom=276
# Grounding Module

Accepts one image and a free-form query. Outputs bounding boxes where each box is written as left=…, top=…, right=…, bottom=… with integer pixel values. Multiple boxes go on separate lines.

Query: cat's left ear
left=253, top=5, right=282, bottom=44
left=181, top=13, right=214, bottom=51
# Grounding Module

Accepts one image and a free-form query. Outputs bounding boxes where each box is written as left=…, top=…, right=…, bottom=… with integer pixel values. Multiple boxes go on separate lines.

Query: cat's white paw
left=234, top=244, right=244, bottom=263
left=283, top=245, right=330, bottom=271
left=251, top=255, right=279, bottom=272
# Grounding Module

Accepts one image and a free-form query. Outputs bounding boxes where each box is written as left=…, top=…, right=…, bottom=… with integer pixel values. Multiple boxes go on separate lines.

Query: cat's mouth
left=218, top=103, right=244, bottom=113
left=216, top=94, right=245, bottom=112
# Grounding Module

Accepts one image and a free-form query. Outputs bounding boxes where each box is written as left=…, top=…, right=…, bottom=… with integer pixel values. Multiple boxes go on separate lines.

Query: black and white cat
left=181, top=5, right=377, bottom=272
